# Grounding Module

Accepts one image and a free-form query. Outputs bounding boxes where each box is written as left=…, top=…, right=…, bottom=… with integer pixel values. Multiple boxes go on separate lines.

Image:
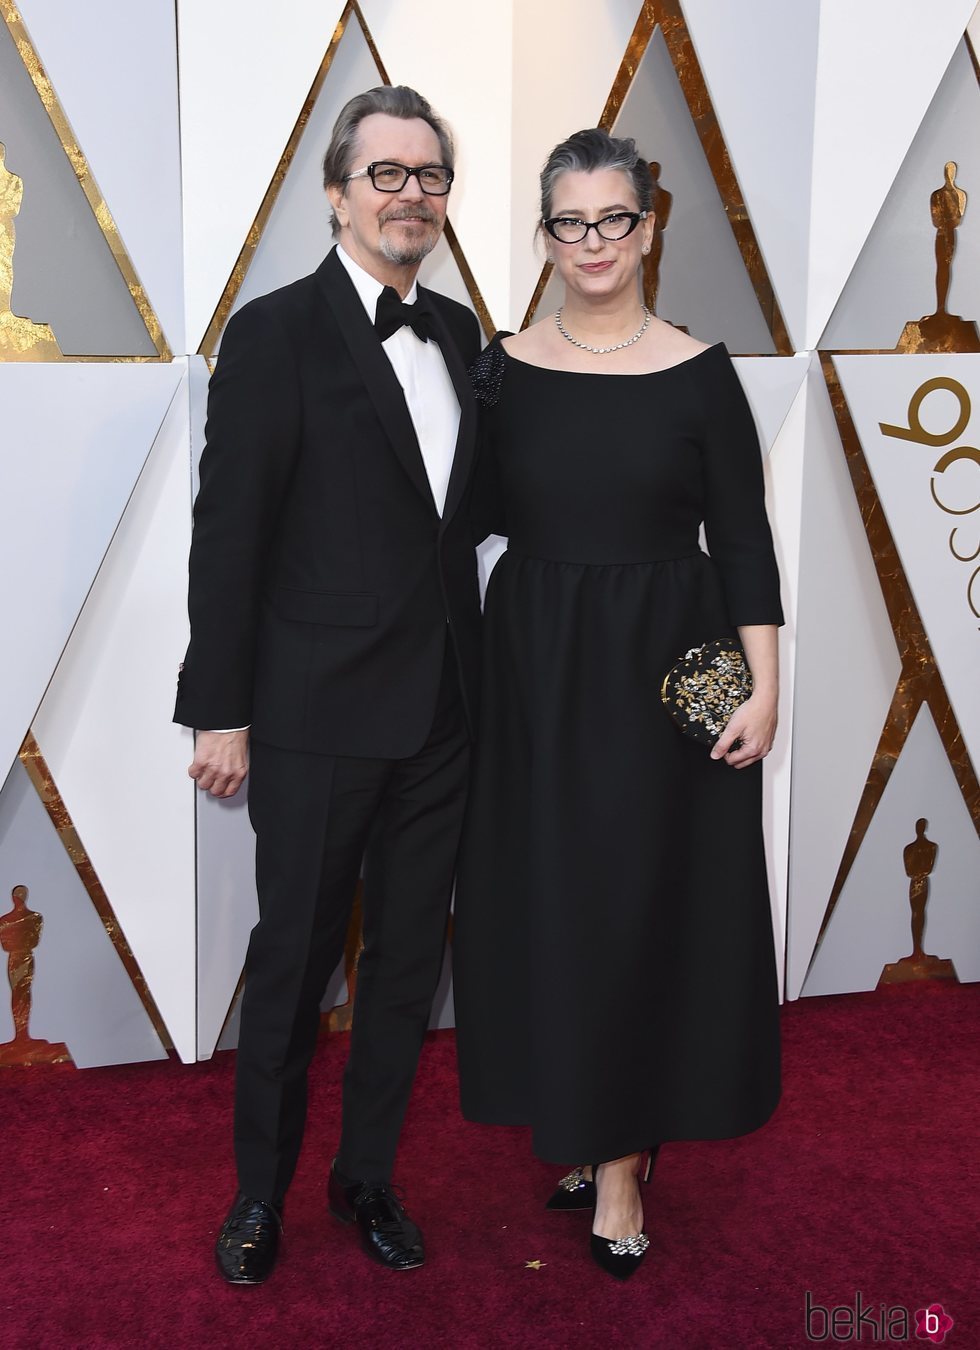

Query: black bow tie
left=374, top=287, right=436, bottom=343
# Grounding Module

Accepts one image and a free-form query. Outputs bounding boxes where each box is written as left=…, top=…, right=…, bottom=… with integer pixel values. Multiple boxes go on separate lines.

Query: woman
left=453, top=128, right=783, bottom=1280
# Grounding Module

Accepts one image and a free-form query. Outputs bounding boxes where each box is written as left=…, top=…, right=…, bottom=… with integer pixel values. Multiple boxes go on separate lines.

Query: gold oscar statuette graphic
left=0, top=885, right=70, bottom=1064
left=0, top=141, right=62, bottom=360
left=878, top=819, right=958, bottom=986
left=642, top=161, right=687, bottom=333
left=897, top=162, right=980, bottom=353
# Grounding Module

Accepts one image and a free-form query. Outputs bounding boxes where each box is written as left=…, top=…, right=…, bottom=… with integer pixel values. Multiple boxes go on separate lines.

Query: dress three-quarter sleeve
left=696, top=347, right=784, bottom=628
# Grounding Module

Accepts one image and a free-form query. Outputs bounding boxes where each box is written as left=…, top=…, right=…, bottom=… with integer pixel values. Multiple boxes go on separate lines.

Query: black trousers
left=235, top=643, right=469, bottom=1202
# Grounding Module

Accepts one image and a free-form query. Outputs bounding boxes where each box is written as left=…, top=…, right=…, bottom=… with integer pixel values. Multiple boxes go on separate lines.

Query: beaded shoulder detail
left=468, top=339, right=507, bottom=408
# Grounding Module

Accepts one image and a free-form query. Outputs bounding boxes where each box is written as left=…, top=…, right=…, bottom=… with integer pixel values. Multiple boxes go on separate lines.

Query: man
left=175, top=86, right=483, bottom=1283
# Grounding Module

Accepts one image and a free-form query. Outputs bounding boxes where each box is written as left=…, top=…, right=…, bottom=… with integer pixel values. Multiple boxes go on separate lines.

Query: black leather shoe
left=214, top=1192, right=283, bottom=1285
left=327, top=1164, right=424, bottom=1270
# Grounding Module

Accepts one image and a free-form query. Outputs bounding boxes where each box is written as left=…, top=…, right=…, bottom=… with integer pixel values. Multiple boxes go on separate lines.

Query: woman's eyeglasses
left=543, top=211, right=647, bottom=243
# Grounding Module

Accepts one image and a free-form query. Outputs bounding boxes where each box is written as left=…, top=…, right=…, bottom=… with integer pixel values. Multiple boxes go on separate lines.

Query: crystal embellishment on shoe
left=559, top=1167, right=588, bottom=1192
left=608, top=1232, right=650, bottom=1257
left=590, top=1229, right=651, bottom=1279
left=545, top=1165, right=597, bottom=1211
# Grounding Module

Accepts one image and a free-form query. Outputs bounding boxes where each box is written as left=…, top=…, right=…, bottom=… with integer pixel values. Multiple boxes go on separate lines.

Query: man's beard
left=378, top=209, right=441, bottom=265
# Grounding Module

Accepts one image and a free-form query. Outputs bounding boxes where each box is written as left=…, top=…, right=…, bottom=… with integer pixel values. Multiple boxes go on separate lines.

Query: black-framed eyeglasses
left=543, top=210, right=647, bottom=243
left=342, top=161, right=455, bottom=195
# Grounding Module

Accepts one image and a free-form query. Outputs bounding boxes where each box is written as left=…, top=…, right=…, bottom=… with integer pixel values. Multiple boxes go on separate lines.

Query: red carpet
left=7, top=982, right=979, bottom=1349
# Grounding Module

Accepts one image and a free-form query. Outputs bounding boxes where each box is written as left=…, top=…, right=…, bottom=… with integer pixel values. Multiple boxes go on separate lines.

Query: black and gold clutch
left=660, top=640, right=752, bottom=747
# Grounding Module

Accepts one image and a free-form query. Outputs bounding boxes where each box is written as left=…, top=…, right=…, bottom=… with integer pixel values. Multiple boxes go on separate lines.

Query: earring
left=642, top=245, right=650, bottom=255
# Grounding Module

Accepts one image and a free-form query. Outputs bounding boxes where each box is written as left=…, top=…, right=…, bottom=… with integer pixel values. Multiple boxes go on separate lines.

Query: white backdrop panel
left=757, top=374, right=808, bottom=1000
left=682, top=0, right=819, bottom=352
left=359, top=0, right=512, bottom=331
left=835, top=354, right=980, bottom=781
left=611, top=25, right=775, bottom=354
left=807, top=0, right=976, bottom=349
left=733, top=357, right=809, bottom=999
left=31, top=366, right=197, bottom=1062
left=195, top=785, right=255, bottom=1059
left=785, top=361, right=902, bottom=999
left=178, top=0, right=348, bottom=351
left=803, top=704, right=980, bottom=996
left=732, top=355, right=810, bottom=455
left=17, top=0, right=185, bottom=354
left=0, top=363, right=182, bottom=782
left=510, top=0, right=642, bottom=324
left=215, top=15, right=477, bottom=346
left=187, top=353, right=259, bottom=1058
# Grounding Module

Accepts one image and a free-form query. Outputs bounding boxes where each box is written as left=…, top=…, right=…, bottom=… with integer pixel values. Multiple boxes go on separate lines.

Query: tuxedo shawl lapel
left=425, top=291, right=477, bottom=530
left=315, top=250, right=435, bottom=511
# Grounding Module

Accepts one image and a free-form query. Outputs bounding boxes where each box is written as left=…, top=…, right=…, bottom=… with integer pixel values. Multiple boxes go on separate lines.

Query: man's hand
left=188, top=729, right=250, bottom=798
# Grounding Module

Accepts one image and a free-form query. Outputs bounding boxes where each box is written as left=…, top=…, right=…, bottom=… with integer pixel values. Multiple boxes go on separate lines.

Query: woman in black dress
left=453, top=129, right=783, bottom=1279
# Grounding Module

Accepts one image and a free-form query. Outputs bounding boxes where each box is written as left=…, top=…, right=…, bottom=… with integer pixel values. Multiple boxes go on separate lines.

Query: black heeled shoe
left=546, top=1145, right=659, bottom=1212
left=545, top=1165, right=596, bottom=1211
left=588, top=1148, right=658, bottom=1281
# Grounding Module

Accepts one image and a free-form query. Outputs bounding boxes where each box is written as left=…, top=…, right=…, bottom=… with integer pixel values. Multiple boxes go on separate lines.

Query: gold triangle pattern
left=1, top=1, right=171, bottom=361
left=803, top=356, right=980, bottom=983
left=521, top=0, right=792, bottom=354
left=17, top=731, right=174, bottom=1054
left=198, top=0, right=494, bottom=357
left=802, top=22, right=980, bottom=980
left=820, top=33, right=980, bottom=358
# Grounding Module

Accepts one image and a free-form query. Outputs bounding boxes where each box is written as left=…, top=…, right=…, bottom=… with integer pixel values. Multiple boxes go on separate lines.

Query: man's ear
left=326, top=182, right=347, bottom=230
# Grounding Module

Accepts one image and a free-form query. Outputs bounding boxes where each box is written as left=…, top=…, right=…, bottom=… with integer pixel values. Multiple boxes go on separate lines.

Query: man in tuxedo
left=175, top=86, right=483, bottom=1283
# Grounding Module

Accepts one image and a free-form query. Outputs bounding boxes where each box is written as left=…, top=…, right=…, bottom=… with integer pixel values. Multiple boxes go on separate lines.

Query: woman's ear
left=641, top=211, right=656, bottom=255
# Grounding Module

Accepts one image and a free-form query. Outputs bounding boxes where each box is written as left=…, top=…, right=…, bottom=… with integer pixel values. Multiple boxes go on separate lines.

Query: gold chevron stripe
left=804, top=355, right=980, bottom=980
left=18, top=732, right=174, bottom=1051
left=1, top=1, right=171, bottom=360
left=522, top=0, right=791, bottom=354
left=199, top=0, right=494, bottom=356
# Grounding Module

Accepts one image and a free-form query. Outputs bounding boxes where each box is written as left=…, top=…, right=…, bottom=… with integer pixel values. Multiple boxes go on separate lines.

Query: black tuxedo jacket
left=175, top=247, right=483, bottom=758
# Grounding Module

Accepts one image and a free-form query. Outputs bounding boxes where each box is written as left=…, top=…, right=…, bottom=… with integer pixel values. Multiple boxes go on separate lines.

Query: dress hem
left=460, top=1092, right=782, bottom=1167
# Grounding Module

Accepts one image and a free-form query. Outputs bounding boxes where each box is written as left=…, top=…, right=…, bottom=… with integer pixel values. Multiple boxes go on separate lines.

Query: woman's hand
left=710, top=689, right=777, bottom=768
left=709, top=623, right=779, bottom=769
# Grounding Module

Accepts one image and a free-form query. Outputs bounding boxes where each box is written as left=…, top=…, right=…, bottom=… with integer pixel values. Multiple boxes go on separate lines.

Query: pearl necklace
left=555, top=305, right=652, bottom=354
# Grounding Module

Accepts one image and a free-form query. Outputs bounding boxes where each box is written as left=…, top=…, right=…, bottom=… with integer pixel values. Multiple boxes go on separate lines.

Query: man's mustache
left=380, top=206, right=439, bottom=226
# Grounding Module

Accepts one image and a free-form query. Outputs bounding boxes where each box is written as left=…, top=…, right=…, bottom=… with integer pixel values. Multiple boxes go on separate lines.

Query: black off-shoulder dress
left=453, top=336, right=784, bottom=1164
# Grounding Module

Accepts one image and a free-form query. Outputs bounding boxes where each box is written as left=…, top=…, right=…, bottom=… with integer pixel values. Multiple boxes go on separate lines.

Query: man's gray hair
left=539, top=128, right=653, bottom=221
left=322, top=85, right=455, bottom=238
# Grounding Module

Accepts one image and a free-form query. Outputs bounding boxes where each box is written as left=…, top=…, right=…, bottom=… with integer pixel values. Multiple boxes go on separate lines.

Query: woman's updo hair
left=540, top=128, right=653, bottom=220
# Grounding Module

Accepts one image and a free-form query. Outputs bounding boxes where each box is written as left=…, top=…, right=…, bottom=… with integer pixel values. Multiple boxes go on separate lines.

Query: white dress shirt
left=336, top=244, right=460, bottom=517
left=208, top=246, right=461, bottom=733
